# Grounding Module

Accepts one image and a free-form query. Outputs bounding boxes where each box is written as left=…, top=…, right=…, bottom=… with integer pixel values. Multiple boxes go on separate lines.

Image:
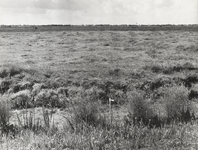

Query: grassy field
left=0, top=29, right=198, bottom=149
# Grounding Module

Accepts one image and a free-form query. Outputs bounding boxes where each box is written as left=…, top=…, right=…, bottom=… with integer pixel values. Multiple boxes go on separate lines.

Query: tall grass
left=0, top=93, right=198, bottom=149
left=0, top=97, right=10, bottom=134
left=2, top=116, right=197, bottom=149
left=15, top=107, right=58, bottom=136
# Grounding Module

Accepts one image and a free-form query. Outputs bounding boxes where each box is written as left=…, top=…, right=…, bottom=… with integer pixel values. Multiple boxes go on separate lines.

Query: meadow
left=0, top=29, right=198, bottom=149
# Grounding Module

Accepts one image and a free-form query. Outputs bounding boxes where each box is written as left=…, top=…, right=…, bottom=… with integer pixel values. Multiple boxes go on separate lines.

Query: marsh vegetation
left=0, top=29, right=198, bottom=149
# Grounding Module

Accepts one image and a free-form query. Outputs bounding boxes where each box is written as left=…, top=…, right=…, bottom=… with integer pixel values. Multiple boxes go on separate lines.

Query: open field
left=0, top=29, right=198, bottom=149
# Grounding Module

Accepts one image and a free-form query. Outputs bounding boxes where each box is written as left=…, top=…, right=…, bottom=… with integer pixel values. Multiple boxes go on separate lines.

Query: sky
left=0, top=0, right=197, bottom=25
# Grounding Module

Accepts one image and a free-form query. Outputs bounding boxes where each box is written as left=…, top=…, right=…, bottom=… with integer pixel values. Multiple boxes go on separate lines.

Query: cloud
left=0, top=0, right=91, bottom=11
left=152, top=0, right=174, bottom=8
left=0, top=0, right=197, bottom=25
left=32, top=0, right=90, bottom=11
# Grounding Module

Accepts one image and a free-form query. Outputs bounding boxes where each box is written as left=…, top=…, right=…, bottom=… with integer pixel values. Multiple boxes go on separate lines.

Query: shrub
left=0, top=69, right=9, bottom=78
left=56, top=87, right=69, bottom=107
left=34, top=89, right=60, bottom=108
left=10, top=90, right=32, bottom=109
left=11, top=81, right=32, bottom=93
left=68, top=86, right=84, bottom=99
left=150, top=64, right=164, bottom=73
left=0, top=65, right=22, bottom=78
left=183, top=74, right=198, bottom=88
left=57, top=87, right=68, bottom=96
left=182, top=62, right=195, bottom=70
left=32, top=83, right=47, bottom=96
left=108, top=89, right=126, bottom=104
left=9, top=65, right=22, bottom=77
left=109, top=68, right=121, bottom=76
left=72, top=101, right=106, bottom=129
left=0, top=79, right=12, bottom=94
left=83, top=86, right=105, bottom=102
left=127, top=90, right=154, bottom=126
left=45, top=79, right=60, bottom=89
left=163, top=86, right=191, bottom=122
left=189, top=90, right=198, bottom=100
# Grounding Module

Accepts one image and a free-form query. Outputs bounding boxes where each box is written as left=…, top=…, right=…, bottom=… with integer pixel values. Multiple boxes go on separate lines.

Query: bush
left=67, top=86, right=84, bottom=102
left=0, top=69, right=9, bottom=78
left=0, top=79, right=12, bottom=94
left=150, top=64, right=164, bottom=73
left=11, top=81, right=32, bottom=93
left=9, top=65, right=22, bottom=77
left=0, top=65, right=22, bottom=78
left=56, top=87, right=69, bottom=107
left=83, top=86, right=105, bottom=102
left=127, top=91, right=154, bottom=126
left=163, top=86, right=191, bottom=123
left=109, top=68, right=121, bottom=76
left=32, top=83, right=47, bottom=96
left=72, top=101, right=106, bottom=129
left=189, top=90, right=198, bottom=100
left=108, top=89, right=126, bottom=104
left=34, top=89, right=60, bottom=108
left=10, top=90, right=32, bottom=109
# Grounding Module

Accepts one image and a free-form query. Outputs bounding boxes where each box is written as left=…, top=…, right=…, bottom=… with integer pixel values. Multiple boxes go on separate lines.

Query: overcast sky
left=0, top=0, right=197, bottom=25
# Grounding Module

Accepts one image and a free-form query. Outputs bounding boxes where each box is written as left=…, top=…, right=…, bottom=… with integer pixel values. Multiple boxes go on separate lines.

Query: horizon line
left=1, top=24, right=198, bottom=26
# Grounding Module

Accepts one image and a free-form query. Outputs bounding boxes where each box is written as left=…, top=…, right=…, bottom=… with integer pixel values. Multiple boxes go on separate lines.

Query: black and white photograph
left=0, top=0, right=198, bottom=149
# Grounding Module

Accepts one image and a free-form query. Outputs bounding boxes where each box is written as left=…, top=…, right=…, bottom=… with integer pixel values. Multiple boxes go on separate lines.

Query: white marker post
left=109, top=98, right=114, bottom=127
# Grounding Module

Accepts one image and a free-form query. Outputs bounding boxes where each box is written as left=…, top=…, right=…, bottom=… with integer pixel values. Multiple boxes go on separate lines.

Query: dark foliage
left=189, top=90, right=198, bottom=100
left=0, top=79, right=12, bottom=94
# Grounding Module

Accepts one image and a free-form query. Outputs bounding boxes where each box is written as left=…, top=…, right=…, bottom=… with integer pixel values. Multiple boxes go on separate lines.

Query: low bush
left=0, top=65, right=22, bottom=78
left=108, top=89, right=126, bottom=104
left=183, top=74, right=198, bottom=88
left=0, top=69, right=9, bottom=78
left=10, top=90, right=32, bottom=109
left=127, top=90, right=154, bottom=126
left=189, top=90, right=198, bottom=100
left=108, top=68, right=121, bottom=77
left=83, top=86, right=106, bottom=102
left=148, top=63, right=197, bottom=75
left=34, top=89, right=60, bottom=108
left=57, top=87, right=68, bottom=96
left=68, top=86, right=84, bottom=98
left=10, top=81, right=32, bottom=93
left=0, top=79, right=12, bottom=94
left=32, top=83, right=47, bottom=96
left=150, top=64, right=165, bottom=73
left=9, top=65, right=22, bottom=77
left=163, top=85, right=192, bottom=123
left=71, top=100, right=107, bottom=130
